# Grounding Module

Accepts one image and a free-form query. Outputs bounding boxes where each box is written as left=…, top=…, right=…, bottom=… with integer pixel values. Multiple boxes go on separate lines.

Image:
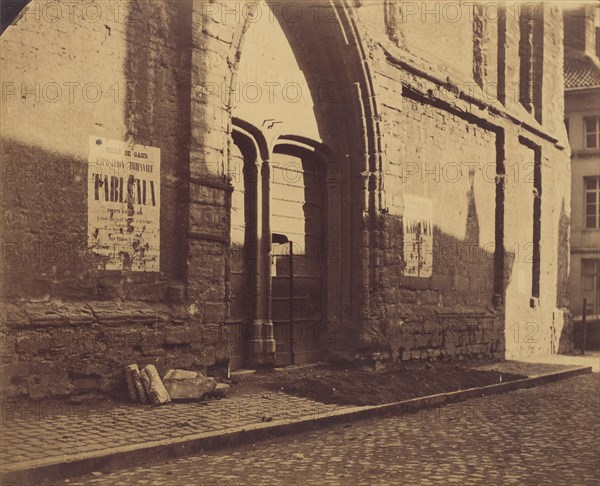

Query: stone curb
left=0, top=365, right=592, bottom=484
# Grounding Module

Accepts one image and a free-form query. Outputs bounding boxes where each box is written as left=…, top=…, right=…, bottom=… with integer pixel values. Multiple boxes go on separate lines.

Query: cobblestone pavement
left=1, top=392, right=345, bottom=468
left=70, top=374, right=600, bottom=486
left=0, top=360, right=589, bottom=471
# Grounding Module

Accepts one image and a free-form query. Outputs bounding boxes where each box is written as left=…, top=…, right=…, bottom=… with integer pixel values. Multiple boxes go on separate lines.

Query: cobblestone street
left=70, top=373, right=600, bottom=485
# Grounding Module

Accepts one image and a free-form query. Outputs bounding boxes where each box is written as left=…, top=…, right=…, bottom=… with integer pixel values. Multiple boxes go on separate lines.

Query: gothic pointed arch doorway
left=222, top=0, right=380, bottom=368
left=228, top=116, right=329, bottom=367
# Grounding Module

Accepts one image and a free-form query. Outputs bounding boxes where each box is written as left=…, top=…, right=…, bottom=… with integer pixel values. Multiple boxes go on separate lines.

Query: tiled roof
left=565, top=56, right=600, bottom=89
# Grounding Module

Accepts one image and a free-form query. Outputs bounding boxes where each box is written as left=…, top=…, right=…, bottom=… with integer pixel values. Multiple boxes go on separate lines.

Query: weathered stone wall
left=353, top=2, right=501, bottom=363
left=0, top=300, right=229, bottom=399
left=1, top=0, right=189, bottom=292
left=0, top=1, right=573, bottom=398
left=0, top=0, right=226, bottom=399
left=501, top=4, right=572, bottom=358
left=352, top=2, right=571, bottom=364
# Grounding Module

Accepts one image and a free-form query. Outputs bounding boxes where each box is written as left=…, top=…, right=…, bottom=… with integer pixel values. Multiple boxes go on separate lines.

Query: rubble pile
left=124, top=365, right=227, bottom=405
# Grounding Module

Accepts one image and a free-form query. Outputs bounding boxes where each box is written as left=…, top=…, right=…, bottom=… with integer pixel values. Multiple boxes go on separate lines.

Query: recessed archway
left=224, top=0, right=382, bottom=366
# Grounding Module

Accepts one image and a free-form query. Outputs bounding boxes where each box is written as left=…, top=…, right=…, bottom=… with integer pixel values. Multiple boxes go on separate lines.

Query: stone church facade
left=0, top=1, right=572, bottom=398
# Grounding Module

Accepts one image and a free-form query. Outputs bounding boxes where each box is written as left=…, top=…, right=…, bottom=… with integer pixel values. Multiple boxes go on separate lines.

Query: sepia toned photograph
left=0, top=0, right=599, bottom=484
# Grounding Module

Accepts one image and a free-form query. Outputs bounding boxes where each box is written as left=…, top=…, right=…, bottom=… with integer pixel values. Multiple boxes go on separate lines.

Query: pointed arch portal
left=223, top=1, right=382, bottom=367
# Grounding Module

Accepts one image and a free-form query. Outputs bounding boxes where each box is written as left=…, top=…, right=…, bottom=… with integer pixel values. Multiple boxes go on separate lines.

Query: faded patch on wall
left=87, top=136, right=160, bottom=271
left=403, top=194, right=433, bottom=278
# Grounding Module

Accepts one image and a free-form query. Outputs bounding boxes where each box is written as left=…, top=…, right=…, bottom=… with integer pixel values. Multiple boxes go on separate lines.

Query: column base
left=246, top=319, right=276, bottom=367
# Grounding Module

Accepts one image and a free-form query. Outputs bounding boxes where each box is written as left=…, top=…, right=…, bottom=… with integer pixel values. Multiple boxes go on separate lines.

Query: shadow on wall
left=123, top=0, right=193, bottom=282
left=0, top=1, right=196, bottom=300
left=0, top=141, right=179, bottom=302
left=465, top=169, right=480, bottom=245
left=361, top=176, right=517, bottom=365
left=0, top=140, right=98, bottom=299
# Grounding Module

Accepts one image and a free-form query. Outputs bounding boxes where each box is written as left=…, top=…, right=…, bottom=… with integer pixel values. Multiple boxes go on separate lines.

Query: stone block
left=16, top=334, right=52, bottom=354
left=191, top=344, right=217, bottom=366
left=141, top=365, right=171, bottom=405
left=212, top=382, right=230, bottom=397
left=163, top=369, right=216, bottom=400
left=124, top=364, right=145, bottom=402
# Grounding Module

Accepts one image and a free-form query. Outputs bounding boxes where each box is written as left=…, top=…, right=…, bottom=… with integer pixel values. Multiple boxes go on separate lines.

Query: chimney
left=564, top=6, right=597, bottom=59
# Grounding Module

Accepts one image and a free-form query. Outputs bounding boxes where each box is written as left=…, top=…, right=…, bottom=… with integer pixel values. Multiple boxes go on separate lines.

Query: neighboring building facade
left=565, top=5, right=600, bottom=321
left=1, top=1, right=572, bottom=399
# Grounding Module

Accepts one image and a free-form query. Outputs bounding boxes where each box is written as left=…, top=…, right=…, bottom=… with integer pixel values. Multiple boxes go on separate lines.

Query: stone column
left=247, top=158, right=276, bottom=366
left=247, top=158, right=262, bottom=358
left=261, top=159, right=276, bottom=358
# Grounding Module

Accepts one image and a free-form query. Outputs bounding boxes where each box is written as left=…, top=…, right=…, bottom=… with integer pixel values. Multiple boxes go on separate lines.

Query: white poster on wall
left=403, top=194, right=433, bottom=278
left=87, top=136, right=160, bottom=271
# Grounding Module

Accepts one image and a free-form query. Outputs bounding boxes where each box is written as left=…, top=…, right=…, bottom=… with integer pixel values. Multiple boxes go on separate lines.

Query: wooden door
left=271, top=150, right=324, bottom=365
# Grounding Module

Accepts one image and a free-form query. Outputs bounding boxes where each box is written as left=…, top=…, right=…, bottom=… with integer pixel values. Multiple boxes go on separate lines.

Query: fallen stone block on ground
left=124, top=364, right=138, bottom=401
left=163, top=369, right=217, bottom=400
left=208, top=382, right=231, bottom=399
left=141, top=364, right=171, bottom=405
left=124, top=364, right=149, bottom=403
left=124, top=364, right=148, bottom=404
